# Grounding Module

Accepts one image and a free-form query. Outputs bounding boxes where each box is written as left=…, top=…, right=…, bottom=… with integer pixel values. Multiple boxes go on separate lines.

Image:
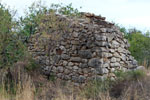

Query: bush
left=18, top=1, right=81, bottom=38
left=114, top=70, right=146, bottom=81
left=0, top=3, right=27, bottom=68
left=120, top=27, right=150, bottom=67
left=82, top=79, right=113, bottom=99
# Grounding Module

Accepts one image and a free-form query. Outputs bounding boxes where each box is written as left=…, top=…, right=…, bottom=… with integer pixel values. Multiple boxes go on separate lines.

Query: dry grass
left=0, top=61, right=150, bottom=100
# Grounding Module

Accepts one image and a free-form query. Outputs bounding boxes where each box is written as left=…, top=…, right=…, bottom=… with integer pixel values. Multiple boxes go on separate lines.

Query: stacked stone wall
left=28, top=13, right=139, bottom=83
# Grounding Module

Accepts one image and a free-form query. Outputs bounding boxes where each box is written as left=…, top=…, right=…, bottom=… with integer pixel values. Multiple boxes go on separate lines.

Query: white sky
left=1, top=0, right=150, bottom=32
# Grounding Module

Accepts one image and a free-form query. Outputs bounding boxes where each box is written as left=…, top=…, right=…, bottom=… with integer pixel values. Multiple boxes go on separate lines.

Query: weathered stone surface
left=95, top=41, right=108, bottom=46
left=112, top=40, right=120, bottom=48
left=28, top=13, right=139, bottom=83
left=111, top=57, right=117, bottom=63
left=103, top=63, right=109, bottom=68
left=88, top=58, right=102, bottom=68
left=79, top=63, right=88, bottom=68
left=64, top=69, right=70, bottom=74
left=70, top=57, right=81, bottom=62
left=100, top=28, right=107, bottom=32
left=95, top=34, right=107, bottom=41
left=71, top=40, right=79, bottom=45
left=57, top=66, right=64, bottom=73
left=102, top=52, right=113, bottom=58
left=63, top=61, right=68, bottom=66
left=109, top=49, right=115, bottom=53
left=96, top=67, right=109, bottom=75
left=61, top=54, right=70, bottom=60
left=73, top=66, right=79, bottom=70
left=118, top=47, right=124, bottom=53
left=110, top=62, right=120, bottom=67
left=68, top=62, right=74, bottom=66
left=72, top=32, right=79, bottom=37
left=79, top=50, right=92, bottom=59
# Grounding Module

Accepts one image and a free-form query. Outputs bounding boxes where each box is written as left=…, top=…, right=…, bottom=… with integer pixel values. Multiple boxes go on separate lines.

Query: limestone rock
left=79, top=50, right=92, bottom=59
left=70, top=57, right=81, bottom=62
left=88, top=58, right=102, bottom=68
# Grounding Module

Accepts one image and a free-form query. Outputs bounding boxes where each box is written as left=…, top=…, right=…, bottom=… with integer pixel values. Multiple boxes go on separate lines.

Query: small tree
left=0, top=3, right=27, bottom=68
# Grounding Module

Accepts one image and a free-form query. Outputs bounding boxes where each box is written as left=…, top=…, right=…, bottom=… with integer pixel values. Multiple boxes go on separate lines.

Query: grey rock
left=79, top=50, right=92, bottom=59
left=88, top=58, right=102, bottom=68
left=79, top=63, right=88, bottom=68
left=71, top=40, right=79, bottom=45
left=109, top=49, right=115, bottom=53
left=53, top=55, right=61, bottom=63
left=120, top=53, right=126, bottom=61
left=52, top=66, right=57, bottom=72
left=110, top=68, right=115, bottom=72
left=57, top=73, right=63, bottom=78
left=68, top=62, right=74, bottom=66
left=111, top=57, right=117, bottom=63
left=108, top=36, right=114, bottom=42
left=70, top=57, right=81, bottom=62
left=118, top=47, right=124, bottom=53
left=135, top=66, right=145, bottom=70
left=100, top=28, right=107, bottom=32
left=110, top=62, right=120, bottom=67
left=95, top=41, right=108, bottom=47
left=116, top=58, right=121, bottom=62
left=132, top=60, right=138, bottom=65
left=73, top=66, right=79, bottom=70
left=61, top=54, right=70, bottom=60
left=72, top=32, right=79, bottom=37
left=113, top=52, right=120, bottom=58
left=95, top=34, right=107, bottom=41
left=96, top=67, right=109, bottom=75
left=112, top=40, right=119, bottom=48
left=63, top=61, right=68, bottom=66
left=103, top=63, right=109, bottom=68
left=107, top=28, right=114, bottom=33
left=64, top=69, right=70, bottom=74
left=64, top=75, right=70, bottom=80
left=102, top=52, right=113, bottom=58
left=83, top=68, right=90, bottom=74
left=57, top=66, right=64, bottom=73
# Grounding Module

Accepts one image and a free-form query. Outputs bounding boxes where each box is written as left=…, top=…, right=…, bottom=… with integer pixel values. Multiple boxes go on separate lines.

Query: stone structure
left=28, top=13, right=140, bottom=83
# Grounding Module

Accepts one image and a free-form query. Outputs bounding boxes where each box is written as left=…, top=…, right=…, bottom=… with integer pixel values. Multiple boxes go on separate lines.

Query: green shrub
left=18, top=1, right=81, bottom=38
left=82, top=79, right=113, bottom=99
left=114, top=70, right=146, bottom=81
left=120, top=26, right=150, bottom=67
left=0, top=3, right=27, bottom=68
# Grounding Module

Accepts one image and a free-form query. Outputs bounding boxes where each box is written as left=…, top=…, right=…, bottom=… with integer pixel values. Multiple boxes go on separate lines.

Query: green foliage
left=26, top=58, right=38, bottom=71
left=114, top=70, right=146, bottom=81
left=0, top=4, right=27, bottom=68
left=19, top=1, right=81, bottom=38
left=50, top=3, right=81, bottom=16
left=120, top=26, right=150, bottom=67
left=82, top=79, right=113, bottom=99
left=128, top=32, right=150, bottom=63
left=48, top=73, right=56, bottom=82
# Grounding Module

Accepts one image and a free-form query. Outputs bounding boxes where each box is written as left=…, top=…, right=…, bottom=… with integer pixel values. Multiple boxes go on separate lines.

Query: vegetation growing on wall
left=1, top=1, right=150, bottom=99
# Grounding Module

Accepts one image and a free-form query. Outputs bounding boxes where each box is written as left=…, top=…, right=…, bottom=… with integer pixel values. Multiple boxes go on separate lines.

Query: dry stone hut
left=28, top=13, right=141, bottom=83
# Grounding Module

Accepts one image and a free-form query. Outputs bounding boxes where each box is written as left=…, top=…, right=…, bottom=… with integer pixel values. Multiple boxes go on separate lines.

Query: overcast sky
left=1, top=0, right=150, bottom=32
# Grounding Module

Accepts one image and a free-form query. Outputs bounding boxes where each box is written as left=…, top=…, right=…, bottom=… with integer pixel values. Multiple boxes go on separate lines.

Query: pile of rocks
left=28, top=13, right=140, bottom=83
